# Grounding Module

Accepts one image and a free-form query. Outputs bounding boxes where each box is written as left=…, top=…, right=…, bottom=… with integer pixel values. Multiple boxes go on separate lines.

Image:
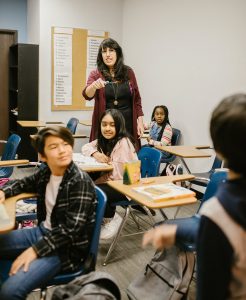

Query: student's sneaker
left=100, top=213, right=122, bottom=240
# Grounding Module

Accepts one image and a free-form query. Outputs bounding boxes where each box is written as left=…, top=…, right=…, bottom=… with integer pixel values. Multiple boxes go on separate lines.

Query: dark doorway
left=0, top=29, right=17, bottom=154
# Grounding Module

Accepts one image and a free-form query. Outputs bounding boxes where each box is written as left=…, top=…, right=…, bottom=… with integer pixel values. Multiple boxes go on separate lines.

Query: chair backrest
left=66, top=118, right=79, bottom=134
left=199, top=170, right=227, bottom=210
left=211, top=155, right=223, bottom=171
left=171, top=128, right=181, bottom=146
left=88, top=186, right=107, bottom=270
left=160, top=128, right=181, bottom=164
left=0, top=134, right=21, bottom=178
left=138, top=146, right=162, bottom=177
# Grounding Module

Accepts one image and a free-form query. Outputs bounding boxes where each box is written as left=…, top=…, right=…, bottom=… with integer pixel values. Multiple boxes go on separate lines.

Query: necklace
left=111, top=82, right=119, bottom=106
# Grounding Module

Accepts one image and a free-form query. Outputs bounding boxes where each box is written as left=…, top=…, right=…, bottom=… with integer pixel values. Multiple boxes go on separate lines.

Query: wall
left=0, top=0, right=27, bottom=42
left=27, top=0, right=123, bottom=149
left=122, top=0, right=246, bottom=171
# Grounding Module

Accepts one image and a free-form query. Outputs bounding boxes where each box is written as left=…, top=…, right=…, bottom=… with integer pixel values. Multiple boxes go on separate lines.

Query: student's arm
left=32, top=173, right=96, bottom=257
left=82, top=70, right=105, bottom=99
left=81, top=139, right=109, bottom=163
left=197, top=216, right=233, bottom=300
left=95, top=138, right=138, bottom=183
left=0, top=172, right=40, bottom=198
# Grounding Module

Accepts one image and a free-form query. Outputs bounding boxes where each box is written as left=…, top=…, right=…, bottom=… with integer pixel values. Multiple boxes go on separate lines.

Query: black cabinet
left=9, top=44, right=39, bottom=161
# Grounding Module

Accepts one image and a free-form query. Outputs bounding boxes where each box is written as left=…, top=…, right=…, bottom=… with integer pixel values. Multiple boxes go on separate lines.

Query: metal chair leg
left=103, top=207, right=130, bottom=266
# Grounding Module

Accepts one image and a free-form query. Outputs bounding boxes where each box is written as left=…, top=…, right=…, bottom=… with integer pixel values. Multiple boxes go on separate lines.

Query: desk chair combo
left=102, top=146, right=163, bottom=266
left=0, top=186, right=107, bottom=300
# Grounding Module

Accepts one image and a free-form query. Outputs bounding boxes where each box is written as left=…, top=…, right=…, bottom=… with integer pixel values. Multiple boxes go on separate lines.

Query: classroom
left=0, top=0, right=246, bottom=299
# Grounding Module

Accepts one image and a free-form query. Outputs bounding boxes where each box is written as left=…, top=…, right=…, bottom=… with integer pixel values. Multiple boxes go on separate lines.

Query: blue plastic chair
left=0, top=134, right=21, bottom=178
left=66, top=118, right=79, bottom=134
left=165, top=170, right=227, bottom=251
left=190, top=155, right=223, bottom=187
left=103, top=146, right=163, bottom=265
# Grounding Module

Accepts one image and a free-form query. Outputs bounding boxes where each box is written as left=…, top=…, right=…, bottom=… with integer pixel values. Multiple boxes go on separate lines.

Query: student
left=0, top=126, right=97, bottom=300
left=82, top=109, right=138, bottom=240
left=144, top=105, right=173, bottom=150
left=82, top=38, right=144, bottom=151
left=143, top=94, right=246, bottom=299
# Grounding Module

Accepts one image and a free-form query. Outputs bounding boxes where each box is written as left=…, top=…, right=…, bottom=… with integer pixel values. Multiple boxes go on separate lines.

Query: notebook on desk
left=73, top=153, right=109, bottom=167
left=132, top=183, right=195, bottom=202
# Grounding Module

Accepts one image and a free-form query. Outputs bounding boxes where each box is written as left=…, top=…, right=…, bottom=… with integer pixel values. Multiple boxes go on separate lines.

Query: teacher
left=82, top=38, right=144, bottom=151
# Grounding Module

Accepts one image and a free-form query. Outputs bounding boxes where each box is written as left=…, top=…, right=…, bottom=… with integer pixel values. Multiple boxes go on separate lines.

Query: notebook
left=132, top=183, right=195, bottom=201
left=0, top=203, right=11, bottom=226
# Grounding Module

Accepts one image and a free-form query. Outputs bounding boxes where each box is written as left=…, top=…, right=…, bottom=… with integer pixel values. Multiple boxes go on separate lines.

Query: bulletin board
left=51, top=26, right=108, bottom=111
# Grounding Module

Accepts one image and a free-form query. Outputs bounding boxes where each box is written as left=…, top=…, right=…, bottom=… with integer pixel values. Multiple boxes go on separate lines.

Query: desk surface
left=0, top=159, right=29, bottom=167
left=79, top=120, right=92, bottom=126
left=17, top=121, right=64, bottom=127
left=79, top=164, right=113, bottom=173
left=0, top=193, right=36, bottom=233
left=155, top=145, right=211, bottom=158
left=107, top=174, right=197, bottom=209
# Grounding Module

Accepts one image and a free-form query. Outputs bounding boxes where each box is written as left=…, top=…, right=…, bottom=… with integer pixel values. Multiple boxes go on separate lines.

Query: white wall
left=122, top=0, right=246, bottom=171
left=27, top=0, right=123, bottom=150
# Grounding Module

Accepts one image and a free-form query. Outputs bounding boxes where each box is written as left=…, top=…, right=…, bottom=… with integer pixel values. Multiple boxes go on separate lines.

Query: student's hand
left=91, top=78, right=106, bottom=91
left=10, top=247, right=37, bottom=275
left=142, top=224, right=178, bottom=250
left=0, top=190, right=5, bottom=204
left=92, top=151, right=110, bottom=163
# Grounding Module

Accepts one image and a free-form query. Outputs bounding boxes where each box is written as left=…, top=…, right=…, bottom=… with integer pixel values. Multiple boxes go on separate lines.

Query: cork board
left=51, top=27, right=108, bottom=111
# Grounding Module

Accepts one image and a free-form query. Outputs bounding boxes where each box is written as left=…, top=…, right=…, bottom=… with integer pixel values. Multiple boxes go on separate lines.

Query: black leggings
left=97, top=183, right=128, bottom=218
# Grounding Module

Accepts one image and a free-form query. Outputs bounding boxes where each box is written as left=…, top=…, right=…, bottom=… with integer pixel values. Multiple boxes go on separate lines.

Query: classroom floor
left=10, top=166, right=199, bottom=300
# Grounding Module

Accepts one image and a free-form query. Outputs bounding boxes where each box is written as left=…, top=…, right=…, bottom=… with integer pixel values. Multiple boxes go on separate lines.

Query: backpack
left=127, top=246, right=195, bottom=300
left=161, top=164, right=183, bottom=177
left=51, top=271, right=121, bottom=300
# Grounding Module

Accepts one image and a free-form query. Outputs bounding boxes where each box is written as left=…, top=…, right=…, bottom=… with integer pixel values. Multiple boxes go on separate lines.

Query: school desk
left=107, top=174, right=197, bottom=209
left=154, top=145, right=212, bottom=173
left=73, top=153, right=113, bottom=173
left=79, top=120, right=92, bottom=126
left=0, top=193, right=36, bottom=233
left=0, top=160, right=29, bottom=167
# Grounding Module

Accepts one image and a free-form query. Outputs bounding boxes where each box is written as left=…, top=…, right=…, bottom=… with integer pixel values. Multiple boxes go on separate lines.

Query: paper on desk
left=132, top=183, right=195, bottom=201
left=0, top=203, right=11, bottom=226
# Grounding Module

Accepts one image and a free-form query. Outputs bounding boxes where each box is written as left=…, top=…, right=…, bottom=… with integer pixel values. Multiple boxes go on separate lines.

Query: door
left=0, top=29, right=17, bottom=154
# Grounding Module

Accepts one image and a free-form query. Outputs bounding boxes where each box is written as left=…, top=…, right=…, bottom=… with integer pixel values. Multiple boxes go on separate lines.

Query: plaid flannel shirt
left=1, top=162, right=97, bottom=272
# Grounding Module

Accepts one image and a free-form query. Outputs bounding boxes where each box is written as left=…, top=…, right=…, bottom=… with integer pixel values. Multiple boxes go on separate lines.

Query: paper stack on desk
left=73, top=153, right=109, bottom=167
left=0, top=203, right=11, bottom=226
left=132, top=183, right=195, bottom=201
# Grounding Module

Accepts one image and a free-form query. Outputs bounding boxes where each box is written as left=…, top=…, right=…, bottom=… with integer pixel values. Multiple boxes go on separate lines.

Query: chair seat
left=190, top=171, right=213, bottom=187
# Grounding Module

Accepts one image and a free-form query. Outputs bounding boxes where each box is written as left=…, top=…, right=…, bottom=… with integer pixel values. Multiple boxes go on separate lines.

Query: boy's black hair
left=97, top=38, right=129, bottom=81
left=210, top=93, right=246, bottom=176
left=31, top=126, right=74, bottom=156
left=151, top=105, right=171, bottom=141
left=97, top=109, right=135, bottom=156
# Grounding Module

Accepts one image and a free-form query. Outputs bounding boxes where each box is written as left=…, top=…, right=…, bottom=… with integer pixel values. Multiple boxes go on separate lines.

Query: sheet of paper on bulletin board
left=51, top=26, right=109, bottom=111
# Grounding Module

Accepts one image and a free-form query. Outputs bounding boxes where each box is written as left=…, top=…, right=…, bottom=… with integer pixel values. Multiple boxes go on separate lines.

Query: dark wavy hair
left=151, top=105, right=171, bottom=141
left=31, top=126, right=74, bottom=157
left=97, top=109, right=135, bottom=156
left=97, top=38, right=129, bottom=81
left=210, top=93, right=246, bottom=176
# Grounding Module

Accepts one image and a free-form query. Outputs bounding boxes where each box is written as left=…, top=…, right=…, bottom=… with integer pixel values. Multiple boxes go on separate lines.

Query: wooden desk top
left=79, top=120, right=92, bottom=126
left=107, top=174, right=197, bottom=209
left=0, top=159, right=29, bottom=167
left=18, top=121, right=64, bottom=128
left=17, top=121, right=46, bottom=127
left=154, top=145, right=211, bottom=158
left=0, top=193, right=36, bottom=233
left=78, top=164, right=113, bottom=173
